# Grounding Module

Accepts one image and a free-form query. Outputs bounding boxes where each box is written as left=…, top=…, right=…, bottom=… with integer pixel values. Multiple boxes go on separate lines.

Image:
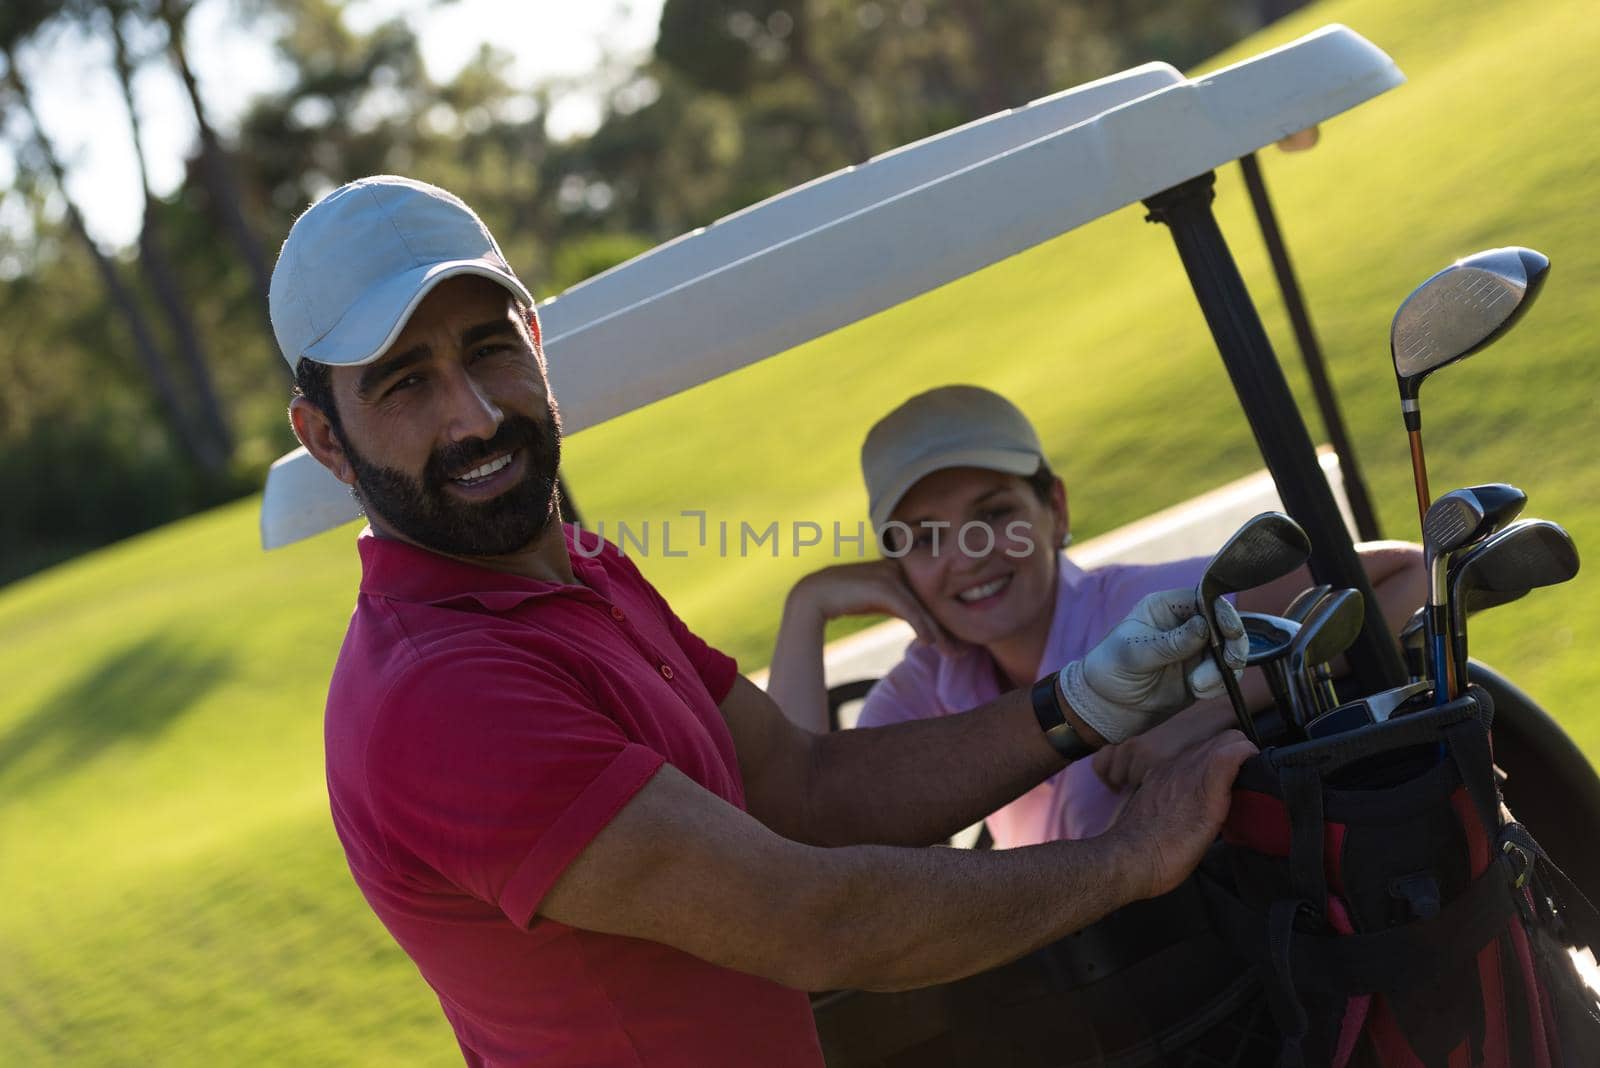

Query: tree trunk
left=156, top=0, right=281, bottom=370
left=4, top=58, right=228, bottom=475
left=787, top=6, right=874, bottom=164
left=108, top=4, right=234, bottom=462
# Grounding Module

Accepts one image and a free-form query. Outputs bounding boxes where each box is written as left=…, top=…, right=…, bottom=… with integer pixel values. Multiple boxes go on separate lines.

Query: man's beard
left=344, top=406, right=564, bottom=557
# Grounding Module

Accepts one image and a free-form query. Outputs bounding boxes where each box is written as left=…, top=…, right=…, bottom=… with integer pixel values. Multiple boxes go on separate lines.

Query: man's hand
left=1060, top=588, right=1248, bottom=744
left=1092, top=699, right=1234, bottom=789
left=1105, top=729, right=1258, bottom=899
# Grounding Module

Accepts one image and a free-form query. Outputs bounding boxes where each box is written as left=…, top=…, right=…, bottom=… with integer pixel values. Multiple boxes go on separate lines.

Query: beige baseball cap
left=269, top=175, right=534, bottom=372
left=862, top=385, right=1045, bottom=534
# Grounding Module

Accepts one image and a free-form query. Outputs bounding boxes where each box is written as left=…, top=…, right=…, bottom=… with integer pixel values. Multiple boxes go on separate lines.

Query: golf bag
left=1200, top=686, right=1600, bottom=1067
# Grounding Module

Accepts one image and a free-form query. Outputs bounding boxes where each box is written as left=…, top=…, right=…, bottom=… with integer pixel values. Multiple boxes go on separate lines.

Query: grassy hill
left=6, top=0, right=1600, bottom=1062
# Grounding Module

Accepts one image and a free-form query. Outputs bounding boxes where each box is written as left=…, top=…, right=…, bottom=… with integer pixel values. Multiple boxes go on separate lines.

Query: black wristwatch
left=1031, top=671, right=1093, bottom=763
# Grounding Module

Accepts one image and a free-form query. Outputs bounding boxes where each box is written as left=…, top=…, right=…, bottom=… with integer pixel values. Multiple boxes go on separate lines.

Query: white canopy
left=261, top=23, right=1403, bottom=549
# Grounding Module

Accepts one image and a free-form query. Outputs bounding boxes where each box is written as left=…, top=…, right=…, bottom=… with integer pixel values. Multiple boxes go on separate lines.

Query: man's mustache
left=422, top=416, right=542, bottom=489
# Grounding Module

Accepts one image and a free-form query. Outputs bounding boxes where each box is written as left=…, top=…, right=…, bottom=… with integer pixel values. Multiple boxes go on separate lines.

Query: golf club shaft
left=1210, top=630, right=1258, bottom=746
left=1408, top=427, right=1431, bottom=528
left=1425, top=602, right=1455, bottom=703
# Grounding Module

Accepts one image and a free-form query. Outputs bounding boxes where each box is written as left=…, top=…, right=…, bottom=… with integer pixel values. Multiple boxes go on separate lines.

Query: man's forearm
left=797, top=686, right=1076, bottom=847
left=789, top=831, right=1136, bottom=991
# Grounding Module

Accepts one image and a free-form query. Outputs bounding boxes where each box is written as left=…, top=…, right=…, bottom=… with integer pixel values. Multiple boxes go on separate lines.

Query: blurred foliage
left=0, top=0, right=1296, bottom=586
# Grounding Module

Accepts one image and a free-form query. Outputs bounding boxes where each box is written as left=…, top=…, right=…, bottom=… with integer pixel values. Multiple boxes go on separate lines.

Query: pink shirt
left=856, top=553, right=1208, bottom=847
left=325, top=526, right=823, bottom=1068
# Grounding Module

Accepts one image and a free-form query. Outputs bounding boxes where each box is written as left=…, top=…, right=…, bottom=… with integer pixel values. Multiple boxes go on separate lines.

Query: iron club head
left=1196, top=512, right=1312, bottom=743
left=1285, top=587, right=1365, bottom=728
left=1448, top=519, right=1580, bottom=682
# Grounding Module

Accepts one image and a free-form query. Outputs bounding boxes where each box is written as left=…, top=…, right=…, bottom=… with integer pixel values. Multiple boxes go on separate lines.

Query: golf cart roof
left=260, top=23, right=1403, bottom=550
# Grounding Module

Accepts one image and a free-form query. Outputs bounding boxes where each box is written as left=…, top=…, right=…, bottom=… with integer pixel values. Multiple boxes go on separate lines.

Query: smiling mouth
left=956, top=574, right=1012, bottom=604
left=451, top=451, right=514, bottom=486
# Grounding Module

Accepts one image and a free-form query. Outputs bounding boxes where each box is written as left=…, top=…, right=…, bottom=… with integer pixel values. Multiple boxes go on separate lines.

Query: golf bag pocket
left=1200, top=687, right=1600, bottom=1068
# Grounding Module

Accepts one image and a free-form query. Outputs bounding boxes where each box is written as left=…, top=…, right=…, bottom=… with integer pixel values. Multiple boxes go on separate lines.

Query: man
left=275, top=175, right=1255, bottom=1067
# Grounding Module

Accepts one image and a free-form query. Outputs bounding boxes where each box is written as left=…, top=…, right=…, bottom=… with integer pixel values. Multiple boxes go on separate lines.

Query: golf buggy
left=261, top=24, right=1600, bottom=1065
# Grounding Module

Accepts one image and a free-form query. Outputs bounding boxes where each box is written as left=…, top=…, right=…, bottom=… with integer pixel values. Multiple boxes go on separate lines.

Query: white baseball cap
left=269, top=175, right=534, bottom=372
left=861, top=385, right=1046, bottom=535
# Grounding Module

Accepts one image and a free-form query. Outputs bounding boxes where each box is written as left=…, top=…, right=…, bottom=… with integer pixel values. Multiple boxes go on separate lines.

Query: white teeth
left=456, top=454, right=512, bottom=482
left=957, top=575, right=1011, bottom=603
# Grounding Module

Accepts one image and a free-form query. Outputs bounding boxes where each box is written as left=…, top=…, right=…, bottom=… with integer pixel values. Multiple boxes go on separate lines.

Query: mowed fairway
left=5, top=0, right=1600, bottom=1062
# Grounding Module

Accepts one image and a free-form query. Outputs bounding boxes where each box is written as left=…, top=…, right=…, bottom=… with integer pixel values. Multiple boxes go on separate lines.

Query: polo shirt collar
left=357, top=524, right=609, bottom=611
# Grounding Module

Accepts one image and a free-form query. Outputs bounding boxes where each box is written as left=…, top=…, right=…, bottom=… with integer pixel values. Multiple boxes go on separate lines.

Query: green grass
left=7, top=0, right=1600, bottom=1061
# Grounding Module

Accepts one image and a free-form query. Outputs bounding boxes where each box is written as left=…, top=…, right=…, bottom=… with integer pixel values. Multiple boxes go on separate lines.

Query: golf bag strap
left=1283, top=764, right=1328, bottom=919
left=1267, top=898, right=1310, bottom=1068
left=1201, top=857, right=1522, bottom=996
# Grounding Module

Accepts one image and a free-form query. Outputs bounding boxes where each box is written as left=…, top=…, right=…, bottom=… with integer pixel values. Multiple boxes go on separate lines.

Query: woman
left=768, top=385, right=1424, bottom=847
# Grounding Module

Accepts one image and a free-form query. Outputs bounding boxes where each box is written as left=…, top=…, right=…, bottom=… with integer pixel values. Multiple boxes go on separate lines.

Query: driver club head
left=1196, top=512, right=1312, bottom=743
left=1448, top=519, right=1580, bottom=680
left=1391, top=246, right=1550, bottom=404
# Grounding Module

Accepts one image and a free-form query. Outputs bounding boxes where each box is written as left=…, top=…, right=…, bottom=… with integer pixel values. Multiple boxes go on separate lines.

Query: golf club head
left=1284, top=584, right=1333, bottom=624
left=1241, top=611, right=1300, bottom=666
left=1287, top=588, right=1365, bottom=725
left=1196, top=512, right=1312, bottom=743
left=1449, top=519, right=1580, bottom=680
left=1423, top=485, right=1527, bottom=600
left=1198, top=512, right=1312, bottom=603
left=1305, top=681, right=1432, bottom=739
left=1391, top=246, right=1551, bottom=403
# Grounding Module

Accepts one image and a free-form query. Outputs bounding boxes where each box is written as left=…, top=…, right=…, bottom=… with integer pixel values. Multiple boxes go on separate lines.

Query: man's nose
left=439, top=366, right=503, bottom=442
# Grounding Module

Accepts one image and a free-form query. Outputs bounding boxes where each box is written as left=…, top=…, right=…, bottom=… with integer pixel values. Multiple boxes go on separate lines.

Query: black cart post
left=1144, top=172, right=1406, bottom=697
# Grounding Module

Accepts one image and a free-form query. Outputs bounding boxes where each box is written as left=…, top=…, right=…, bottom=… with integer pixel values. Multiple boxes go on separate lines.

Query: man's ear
left=526, top=305, right=543, bottom=350
left=289, top=396, right=357, bottom=487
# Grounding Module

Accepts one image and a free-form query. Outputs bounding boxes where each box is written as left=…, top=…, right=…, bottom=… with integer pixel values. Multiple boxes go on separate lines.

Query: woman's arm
left=767, top=560, right=951, bottom=732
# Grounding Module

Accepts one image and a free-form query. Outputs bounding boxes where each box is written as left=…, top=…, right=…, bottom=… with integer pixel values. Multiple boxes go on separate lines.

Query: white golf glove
left=1059, top=587, right=1248, bottom=744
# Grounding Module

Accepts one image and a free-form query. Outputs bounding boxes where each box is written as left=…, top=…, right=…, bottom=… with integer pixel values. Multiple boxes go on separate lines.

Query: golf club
left=1196, top=512, right=1312, bottom=745
left=1422, top=484, right=1527, bottom=701
left=1399, top=607, right=1427, bottom=682
left=1284, top=584, right=1332, bottom=623
left=1305, top=681, right=1432, bottom=739
left=1241, top=610, right=1300, bottom=723
left=1390, top=246, right=1549, bottom=526
left=1285, top=587, right=1365, bottom=731
left=1448, top=519, right=1580, bottom=683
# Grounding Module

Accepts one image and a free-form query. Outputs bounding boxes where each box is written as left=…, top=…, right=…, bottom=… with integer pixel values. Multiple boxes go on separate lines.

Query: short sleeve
left=1096, top=556, right=1212, bottom=620
left=612, top=552, right=739, bottom=704
left=854, top=646, right=945, bottom=729
left=367, top=651, right=664, bottom=928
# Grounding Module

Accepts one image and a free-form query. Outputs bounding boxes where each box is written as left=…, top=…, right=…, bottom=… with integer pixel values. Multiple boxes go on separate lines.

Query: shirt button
left=660, top=664, right=675, bottom=681
left=610, top=606, right=626, bottom=622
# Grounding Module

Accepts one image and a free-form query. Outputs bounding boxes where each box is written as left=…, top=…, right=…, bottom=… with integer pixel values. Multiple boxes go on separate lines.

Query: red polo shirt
left=324, top=526, right=823, bottom=1067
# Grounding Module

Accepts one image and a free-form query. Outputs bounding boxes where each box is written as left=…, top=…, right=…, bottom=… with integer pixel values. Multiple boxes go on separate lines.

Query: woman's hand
left=1090, top=699, right=1234, bottom=789
left=788, top=560, right=953, bottom=652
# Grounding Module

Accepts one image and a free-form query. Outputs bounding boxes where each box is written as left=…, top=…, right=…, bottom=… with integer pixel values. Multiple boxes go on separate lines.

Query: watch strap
left=1031, top=671, right=1093, bottom=763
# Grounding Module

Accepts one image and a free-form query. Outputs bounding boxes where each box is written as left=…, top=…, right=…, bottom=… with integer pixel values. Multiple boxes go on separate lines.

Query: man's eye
left=472, top=343, right=513, bottom=361
left=386, top=373, right=424, bottom=396
left=980, top=505, right=1014, bottom=522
